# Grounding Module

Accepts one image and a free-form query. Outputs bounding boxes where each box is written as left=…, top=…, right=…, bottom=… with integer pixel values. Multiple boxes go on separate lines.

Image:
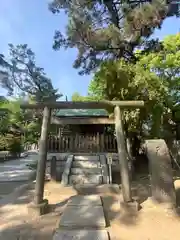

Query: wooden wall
left=47, top=133, right=117, bottom=153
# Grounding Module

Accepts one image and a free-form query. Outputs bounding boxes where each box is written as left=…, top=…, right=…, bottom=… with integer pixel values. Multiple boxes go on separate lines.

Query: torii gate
left=21, top=100, right=144, bottom=213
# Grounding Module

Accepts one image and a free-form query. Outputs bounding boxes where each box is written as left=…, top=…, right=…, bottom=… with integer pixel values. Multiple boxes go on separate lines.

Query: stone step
left=59, top=205, right=106, bottom=229
left=72, top=161, right=100, bottom=168
left=53, top=230, right=109, bottom=240
left=68, top=195, right=102, bottom=206
left=69, top=174, right=102, bottom=185
left=71, top=167, right=101, bottom=175
left=74, top=155, right=99, bottom=161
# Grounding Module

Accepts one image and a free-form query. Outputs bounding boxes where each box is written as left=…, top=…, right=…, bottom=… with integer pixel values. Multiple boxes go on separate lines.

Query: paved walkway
left=54, top=195, right=109, bottom=240
left=0, top=152, right=37, bottom=199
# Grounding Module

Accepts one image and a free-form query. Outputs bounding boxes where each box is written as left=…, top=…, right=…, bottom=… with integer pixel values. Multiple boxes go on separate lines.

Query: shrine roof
left=55, top=109, right=108, bottom=117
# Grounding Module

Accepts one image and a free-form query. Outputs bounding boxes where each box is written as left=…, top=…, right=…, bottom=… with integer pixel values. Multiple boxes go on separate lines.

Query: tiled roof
left=55, top=109, right=108, bottom=117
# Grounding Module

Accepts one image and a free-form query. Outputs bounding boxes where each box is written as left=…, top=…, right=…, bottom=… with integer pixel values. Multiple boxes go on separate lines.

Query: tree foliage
left=0, top=54, right=10, bottom=88
left=0, top=44, right=62, bottom=102
left=71, top=92, right=87, bottom=101
left=71, top=91, right=97, bottom=101
left=49, top=0, right=179, bottom=74
left=0, top=96, right=39, bottom=147
left=0, top=43, right=64, bottom=148
left=0, top=98, right=22, bottom=153
left=87, top=33, right=180, bottom=139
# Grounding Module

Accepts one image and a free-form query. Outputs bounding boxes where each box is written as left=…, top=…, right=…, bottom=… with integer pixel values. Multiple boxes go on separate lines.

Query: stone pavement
left=54, top=195, right=109, bottom=239
left=0, top=152, right=37, bottom=199
left=0, top=181, right=28, bottom=200
left=53, top=230, right=109, bottom=240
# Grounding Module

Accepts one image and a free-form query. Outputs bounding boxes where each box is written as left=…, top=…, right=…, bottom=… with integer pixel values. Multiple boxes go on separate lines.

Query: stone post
left=51, top=156, right=57, bottom=181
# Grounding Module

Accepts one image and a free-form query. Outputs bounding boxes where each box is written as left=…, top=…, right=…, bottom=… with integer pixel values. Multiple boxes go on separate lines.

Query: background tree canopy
left=0, top=43, right=64, bottom=149
left=72, top=33, right=180, bottom=140
left=49, top=0, right=179, bottom=74
left=0, top=44, right=62, bottom=102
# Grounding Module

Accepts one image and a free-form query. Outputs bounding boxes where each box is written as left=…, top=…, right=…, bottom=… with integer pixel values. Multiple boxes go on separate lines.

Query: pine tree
left=0, top=44, right=62, bottom=102
left=49, top=0, right=179, bottom=74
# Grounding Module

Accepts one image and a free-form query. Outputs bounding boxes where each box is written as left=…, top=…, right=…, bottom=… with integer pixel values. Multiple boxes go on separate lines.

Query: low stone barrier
left=99, top=154, right=109, bottom=184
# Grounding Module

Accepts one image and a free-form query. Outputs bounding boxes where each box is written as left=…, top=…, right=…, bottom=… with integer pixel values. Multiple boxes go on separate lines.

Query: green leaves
left=0, top=44, right=62, bottom=102
left=87, top=33, right=180, bottom=139
left=49, top=0, right=178, bottom=74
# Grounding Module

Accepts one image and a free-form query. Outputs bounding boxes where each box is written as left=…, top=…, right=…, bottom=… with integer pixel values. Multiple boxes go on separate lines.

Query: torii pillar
left=29, top=106, right=51, bottom=215
left=114, top=106, right=132, bottom=202
left=114, top=101, right=144, bottom=211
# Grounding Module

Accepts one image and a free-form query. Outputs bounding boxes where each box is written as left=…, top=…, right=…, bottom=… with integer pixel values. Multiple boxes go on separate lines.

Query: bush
left=0, top=133, right=22, bottom=156
left=8, top=139, right=22, bottom=156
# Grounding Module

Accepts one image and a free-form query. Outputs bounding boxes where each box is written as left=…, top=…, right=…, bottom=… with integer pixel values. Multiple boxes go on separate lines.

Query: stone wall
left=45, top=152, right=120, bottom=180
left=46, top=153, right=69, bottom=180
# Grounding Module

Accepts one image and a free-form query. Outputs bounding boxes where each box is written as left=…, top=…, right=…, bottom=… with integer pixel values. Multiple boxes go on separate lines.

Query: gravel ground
left=0, top=177, right=180, bottom=240
left=0, top=181, right=29, bottom=200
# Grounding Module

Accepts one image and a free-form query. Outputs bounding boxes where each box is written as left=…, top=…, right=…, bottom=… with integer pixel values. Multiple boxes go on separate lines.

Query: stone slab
left=68, top=195, right=102, bottom=206
left=145, top=139, right=176, bottom=207
left=53, top=230, right=109, bottom=240
left=71, top=167, right=101, bottom=175
left=74, top=156, right=99, bottom=161
left=72, top=161, right=100, bottom=168
left=69, top=175, right=102, bottom=185
left=59, top=205, right=106, bottom=229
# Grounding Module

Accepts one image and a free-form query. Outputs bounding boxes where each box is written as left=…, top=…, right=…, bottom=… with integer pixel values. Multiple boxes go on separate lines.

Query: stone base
left=27, top=199, right=49, bottom=216
left=120, top=199, right=140, bottom=213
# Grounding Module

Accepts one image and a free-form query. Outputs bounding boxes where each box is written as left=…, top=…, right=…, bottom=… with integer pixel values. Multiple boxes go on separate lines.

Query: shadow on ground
left=0, top=168, right=180, bottom=239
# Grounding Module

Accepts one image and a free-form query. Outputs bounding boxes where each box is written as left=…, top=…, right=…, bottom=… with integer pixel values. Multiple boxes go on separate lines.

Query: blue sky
left=0, top=0, right=179, bottom=100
